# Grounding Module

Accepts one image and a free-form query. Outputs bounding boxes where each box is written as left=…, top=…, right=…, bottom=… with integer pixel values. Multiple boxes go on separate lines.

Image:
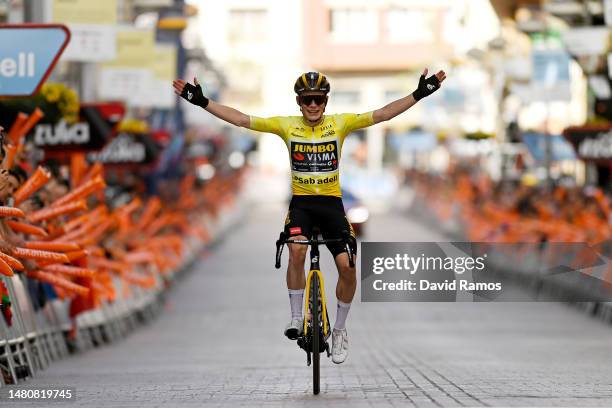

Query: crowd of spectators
left=0, top=122, right=245, bottom=347
left=408, top=165, right=611, bottom=245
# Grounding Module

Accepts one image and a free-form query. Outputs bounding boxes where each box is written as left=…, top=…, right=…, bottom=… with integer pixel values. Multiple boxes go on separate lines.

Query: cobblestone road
left=6, top=204, right=612, bottom=407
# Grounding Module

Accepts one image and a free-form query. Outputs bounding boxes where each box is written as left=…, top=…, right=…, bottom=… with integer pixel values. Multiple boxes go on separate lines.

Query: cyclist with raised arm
left=173, top=69, right=446, bottom=364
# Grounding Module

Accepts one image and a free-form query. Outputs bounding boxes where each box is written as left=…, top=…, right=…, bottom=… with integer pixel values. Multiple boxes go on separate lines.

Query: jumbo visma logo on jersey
left=290, top=141, right=338, bottom=173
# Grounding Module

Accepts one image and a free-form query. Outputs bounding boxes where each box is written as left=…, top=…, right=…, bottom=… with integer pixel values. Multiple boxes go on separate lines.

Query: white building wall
left=188, top=0, right=305, bottom=174
left=188, top=0, right=501, bottom=174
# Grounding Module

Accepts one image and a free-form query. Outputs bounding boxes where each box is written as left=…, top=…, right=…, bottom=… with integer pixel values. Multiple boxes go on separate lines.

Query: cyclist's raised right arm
left=173, top=78, right=250, bottom=128
left=173, top=78, right=285, bottom=135
left=205, top=100, right=250, bottom=128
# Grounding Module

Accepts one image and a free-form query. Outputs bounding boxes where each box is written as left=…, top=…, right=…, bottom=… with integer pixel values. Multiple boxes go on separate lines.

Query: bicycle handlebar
left=275, top=230, right=355, bottom=269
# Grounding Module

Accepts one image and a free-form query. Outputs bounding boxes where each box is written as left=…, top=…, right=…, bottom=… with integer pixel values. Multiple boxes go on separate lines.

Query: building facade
left=192, top=0, right=500, bottom=172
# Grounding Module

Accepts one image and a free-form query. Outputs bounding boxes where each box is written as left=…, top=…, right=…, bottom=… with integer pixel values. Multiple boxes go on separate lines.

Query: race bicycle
left=275, top=228, right=354, bottom=395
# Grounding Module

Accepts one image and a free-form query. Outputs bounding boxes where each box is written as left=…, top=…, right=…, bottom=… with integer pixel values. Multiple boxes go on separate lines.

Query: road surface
left=6, top=203, right=612, bottom=407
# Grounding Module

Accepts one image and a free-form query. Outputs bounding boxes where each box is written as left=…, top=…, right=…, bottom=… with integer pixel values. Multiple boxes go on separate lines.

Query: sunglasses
left=299, top=95, right=327, bottom=106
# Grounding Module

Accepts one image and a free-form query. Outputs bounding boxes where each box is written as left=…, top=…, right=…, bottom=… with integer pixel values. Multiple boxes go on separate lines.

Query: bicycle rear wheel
left=311, top=272, right=320, bottom=395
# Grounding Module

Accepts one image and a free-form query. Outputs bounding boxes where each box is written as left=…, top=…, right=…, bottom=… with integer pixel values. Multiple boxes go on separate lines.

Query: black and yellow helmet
left=294, top=72, right=330, bottom=95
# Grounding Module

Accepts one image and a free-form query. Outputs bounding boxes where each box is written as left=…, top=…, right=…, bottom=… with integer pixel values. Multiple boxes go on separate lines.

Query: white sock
left=288, top=289, right=304, bottom=319
left=334, top=300, right=351, bottom=330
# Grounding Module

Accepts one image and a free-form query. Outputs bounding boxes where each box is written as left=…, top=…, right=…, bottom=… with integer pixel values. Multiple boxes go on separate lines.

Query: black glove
left=412, top=73, right=441, bottom=101
left=180, top=83, right=209, bottom=108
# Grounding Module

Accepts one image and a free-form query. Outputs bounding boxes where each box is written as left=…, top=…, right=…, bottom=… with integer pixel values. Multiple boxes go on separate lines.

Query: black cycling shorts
left=284, top=195, right=357, bottom=259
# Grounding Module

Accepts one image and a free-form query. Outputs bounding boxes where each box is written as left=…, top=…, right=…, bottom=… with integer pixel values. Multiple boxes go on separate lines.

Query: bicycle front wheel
left=311, top=272, right=320, bottom=395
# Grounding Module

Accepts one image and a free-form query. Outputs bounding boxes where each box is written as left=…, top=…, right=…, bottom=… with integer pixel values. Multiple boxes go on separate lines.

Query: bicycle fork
left=300, top=249, right=331, bottom=365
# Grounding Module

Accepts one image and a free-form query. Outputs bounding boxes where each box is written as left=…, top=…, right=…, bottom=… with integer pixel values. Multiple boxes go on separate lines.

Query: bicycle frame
left=274, top=229, right=354, bottom=395
left=275, top=229, right=354, bottom=341
left=302, top=241, right=330, bottom=339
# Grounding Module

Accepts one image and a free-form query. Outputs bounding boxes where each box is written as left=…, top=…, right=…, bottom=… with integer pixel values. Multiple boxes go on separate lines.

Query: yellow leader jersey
left=249, top=112, right=374, bottom=197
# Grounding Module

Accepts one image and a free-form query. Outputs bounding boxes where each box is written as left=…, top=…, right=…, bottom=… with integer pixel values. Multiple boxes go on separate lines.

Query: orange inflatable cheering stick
left=79, top=162, right=103, bottom=186
left=28, top=199, right=88, bottom=223
left=0, top=252, right=24, bottom=271
left=137, top=197, right=161, bottom=229
left=0, top=207, right=25, bottom=218
left=0, top=257, right=14, bottom=277
left=12, top=247, right=70, bottom=263
left=25, top=241, right=81, bottom=252
left=50, top=176, right=105, bottom=208
left=13, top=166, right=51, bottom=206
left=14, top=108, right=44, bottom=141
left=6, top=112, right=28, bottom=144
left=70, top=153, right=88, bottom=188
left=43, top=264, right=95, bottom=278
left=26, top=270, right=89, bottom=297
left=5, top=220, right=48, bottom=237
left=3, top=144, right=17, bottom=169
left=64, top=249, right=89, bottom=263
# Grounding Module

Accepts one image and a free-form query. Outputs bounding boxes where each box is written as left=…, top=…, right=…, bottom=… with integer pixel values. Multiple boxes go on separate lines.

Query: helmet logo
left=295, top=72, right=330, bottom=95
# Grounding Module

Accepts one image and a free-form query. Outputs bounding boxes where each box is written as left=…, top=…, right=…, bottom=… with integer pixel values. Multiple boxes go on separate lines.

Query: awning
left=521, top=132, right=576, bottom=162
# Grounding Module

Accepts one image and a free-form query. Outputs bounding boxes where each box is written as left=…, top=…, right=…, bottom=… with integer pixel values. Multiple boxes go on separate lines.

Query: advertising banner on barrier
left=87, top=133, right=160, bottom=165
left=563, top=125, right=612, bottom=163
left=0, top=24, right=71, bottom=97
left=29, top=105, right=115, bottom=152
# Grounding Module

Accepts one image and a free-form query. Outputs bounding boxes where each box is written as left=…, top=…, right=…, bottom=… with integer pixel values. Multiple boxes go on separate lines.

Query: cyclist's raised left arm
left=372, top=69, right=446, bottom=124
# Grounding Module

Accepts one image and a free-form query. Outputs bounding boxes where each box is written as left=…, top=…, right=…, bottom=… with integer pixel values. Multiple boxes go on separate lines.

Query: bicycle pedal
left=284, top=328, right=300, bottom=340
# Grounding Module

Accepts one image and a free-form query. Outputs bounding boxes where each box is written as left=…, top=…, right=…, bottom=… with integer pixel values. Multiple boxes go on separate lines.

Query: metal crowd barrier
left=0, top=194, right=246, bottom=386
left=409, top=198, right=612, bottom=326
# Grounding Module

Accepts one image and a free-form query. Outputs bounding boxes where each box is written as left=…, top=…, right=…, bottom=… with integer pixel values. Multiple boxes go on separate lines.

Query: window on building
left=386, top=8, right=435, bottom=43
left=329, top=8, right=378, bottom=43
left=228, top=9, right=268, bottom=43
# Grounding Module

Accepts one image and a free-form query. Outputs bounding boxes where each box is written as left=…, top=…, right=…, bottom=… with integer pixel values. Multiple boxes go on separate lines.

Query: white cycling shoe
left=331, top=328, right=349, bottom=364
left=284, top=317, right=304, bottom=340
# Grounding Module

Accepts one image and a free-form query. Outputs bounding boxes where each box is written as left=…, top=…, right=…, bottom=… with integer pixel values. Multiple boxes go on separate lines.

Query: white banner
left=502, top=56, right=532, bottom=81
left=510, top=83, right=571, bottom=104
left=146, top=78, right=175, bottom=109
left=60, top=24, right=116, bottom=62
left=590, top=75, right=612, bottom=99
left=562, top=27, right=610, bottom=56
left=605, top=0, right=612, bottom=26
left=98, top=68, right=154, bottom=108
left=529, top=49, right=571, bottom=102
